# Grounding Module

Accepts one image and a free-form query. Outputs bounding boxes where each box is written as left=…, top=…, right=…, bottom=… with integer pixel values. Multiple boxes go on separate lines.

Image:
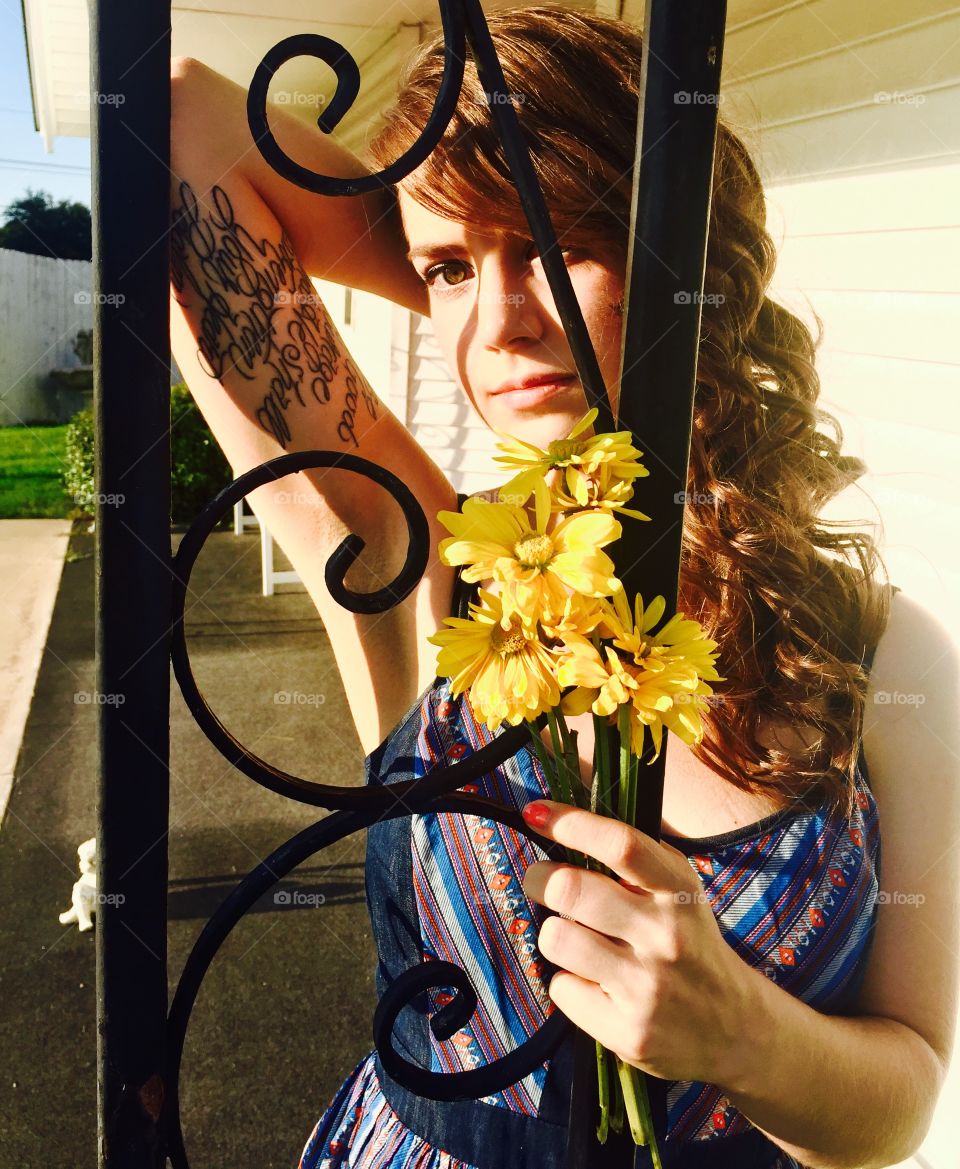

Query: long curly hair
left=364, top=4, right=892, bottom=821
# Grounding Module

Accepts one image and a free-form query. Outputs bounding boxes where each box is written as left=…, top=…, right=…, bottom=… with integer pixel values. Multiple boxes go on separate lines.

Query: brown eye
left=423, top=261, right=469, bottom=289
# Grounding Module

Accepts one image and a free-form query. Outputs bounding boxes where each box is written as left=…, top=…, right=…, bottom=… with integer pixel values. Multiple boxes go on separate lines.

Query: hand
left=519, top=799, right=751, bottom=1086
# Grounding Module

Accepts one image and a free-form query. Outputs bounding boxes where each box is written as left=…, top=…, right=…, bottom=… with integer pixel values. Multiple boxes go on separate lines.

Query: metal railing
left=93, top=0, right=726, bottom=1165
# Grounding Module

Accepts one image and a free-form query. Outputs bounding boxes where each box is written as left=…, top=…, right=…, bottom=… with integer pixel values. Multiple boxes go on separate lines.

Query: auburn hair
left=364, top=4, right=892, bottom=822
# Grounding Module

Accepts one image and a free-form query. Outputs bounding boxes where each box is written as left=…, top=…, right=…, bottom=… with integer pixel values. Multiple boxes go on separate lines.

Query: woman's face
left=398, top=190, right=626, bottom=448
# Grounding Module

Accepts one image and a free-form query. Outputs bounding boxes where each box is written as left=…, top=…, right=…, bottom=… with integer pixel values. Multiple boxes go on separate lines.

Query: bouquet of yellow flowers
left=429, top=409, right=724, bottom=1164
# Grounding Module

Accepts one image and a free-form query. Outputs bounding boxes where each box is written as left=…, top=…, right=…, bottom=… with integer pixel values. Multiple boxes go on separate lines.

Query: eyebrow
left=405, top=243, right=470, bottom=263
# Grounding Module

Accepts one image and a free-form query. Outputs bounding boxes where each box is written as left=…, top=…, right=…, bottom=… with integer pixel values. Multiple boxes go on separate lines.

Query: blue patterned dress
left=298, top=590, right=891, bottom=1169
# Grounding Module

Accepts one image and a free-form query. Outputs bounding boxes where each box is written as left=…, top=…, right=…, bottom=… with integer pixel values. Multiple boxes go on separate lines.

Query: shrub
left=169, top=382, right=233, bottom=525
left=62, top=383, right=234, bottom=526
left=62, top=407, right=95, bottom=513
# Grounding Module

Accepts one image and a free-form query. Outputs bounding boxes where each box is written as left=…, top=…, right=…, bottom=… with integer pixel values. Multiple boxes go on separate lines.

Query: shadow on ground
left=0, top=522, right=380, bottom=1167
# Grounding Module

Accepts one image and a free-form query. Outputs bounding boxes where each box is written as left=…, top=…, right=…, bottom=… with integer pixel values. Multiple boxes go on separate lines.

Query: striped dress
left=298, top=647, right=885, bottom=1168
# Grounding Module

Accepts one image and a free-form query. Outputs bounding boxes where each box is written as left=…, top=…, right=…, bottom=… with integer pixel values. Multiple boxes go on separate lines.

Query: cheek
left=431, top=312, right=485, bottom=414
left=585, top=278, right=626, bottom=351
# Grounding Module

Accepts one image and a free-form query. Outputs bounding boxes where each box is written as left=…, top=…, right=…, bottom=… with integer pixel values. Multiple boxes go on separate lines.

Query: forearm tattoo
left=170, top=178, right=378, bottom=449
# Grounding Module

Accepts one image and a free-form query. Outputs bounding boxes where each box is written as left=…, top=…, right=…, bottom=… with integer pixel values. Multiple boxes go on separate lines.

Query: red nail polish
left=522, top=802, right=550, bottom=828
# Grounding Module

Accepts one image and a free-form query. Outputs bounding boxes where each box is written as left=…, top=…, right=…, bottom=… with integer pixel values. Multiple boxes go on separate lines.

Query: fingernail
left=522, top=802, right=551, bottom=828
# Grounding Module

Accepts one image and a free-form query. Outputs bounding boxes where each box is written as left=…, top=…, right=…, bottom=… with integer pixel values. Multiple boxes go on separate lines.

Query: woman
left=168, top=7, right=957, bottom=1168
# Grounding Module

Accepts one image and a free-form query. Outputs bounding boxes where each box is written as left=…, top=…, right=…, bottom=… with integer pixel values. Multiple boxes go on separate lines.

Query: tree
left=0, top=189, right=91, bottom=260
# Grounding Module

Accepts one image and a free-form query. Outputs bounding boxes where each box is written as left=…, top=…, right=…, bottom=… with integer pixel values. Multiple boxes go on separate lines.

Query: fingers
left=521, top=801, right=692, bottom=895
left=523, top=859, right=652, bottom=945
left=537, top=913, right=636, bottom=1003
left=546, top=969, right=644, bottom=1064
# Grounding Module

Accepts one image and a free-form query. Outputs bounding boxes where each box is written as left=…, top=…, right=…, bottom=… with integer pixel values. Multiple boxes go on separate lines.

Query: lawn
left=0, top=424, right=75, bottom=518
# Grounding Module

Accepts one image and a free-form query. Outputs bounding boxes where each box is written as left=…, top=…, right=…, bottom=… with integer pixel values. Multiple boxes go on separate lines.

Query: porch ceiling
left=20, top=0, right=960, bottom=181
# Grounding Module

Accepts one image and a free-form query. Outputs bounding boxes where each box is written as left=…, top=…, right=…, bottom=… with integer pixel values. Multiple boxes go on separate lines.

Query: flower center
left=547, top=438, right=584, bottom=466
left=490, top=621, right=528, bottom=656
left=514, top=533, right=554, bottom=568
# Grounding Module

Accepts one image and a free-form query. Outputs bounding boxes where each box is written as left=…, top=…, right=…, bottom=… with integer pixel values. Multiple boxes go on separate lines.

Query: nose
left=473, top=254, right=545, bottom=351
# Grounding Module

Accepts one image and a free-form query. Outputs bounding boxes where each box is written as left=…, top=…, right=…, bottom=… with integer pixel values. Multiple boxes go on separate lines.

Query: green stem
left=527, top=719, right=580, bottom=868
left=555, top=709, right=591, bottom=813
left=607, top=1045, right=625, bottom=1135
left=525, top=721, right=564, bottom=803
left=595, top=1040, right=610, bottom=1143
left=592, top=713, right=614, bottom=817
left=617, top=1059, right=664, bottom=1167
left=546, top=710, right=572, bottom=805
left=617, top=704, right=633, bottom=825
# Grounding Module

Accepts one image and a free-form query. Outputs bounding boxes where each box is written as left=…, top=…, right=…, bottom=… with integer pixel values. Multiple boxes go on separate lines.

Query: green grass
left=0, top=424, right=76, bottom=518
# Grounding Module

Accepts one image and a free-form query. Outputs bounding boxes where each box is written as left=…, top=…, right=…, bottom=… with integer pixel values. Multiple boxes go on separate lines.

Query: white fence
left=0, top=247, right=92, bottom=426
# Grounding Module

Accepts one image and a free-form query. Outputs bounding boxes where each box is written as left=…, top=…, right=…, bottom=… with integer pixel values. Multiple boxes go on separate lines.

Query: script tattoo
left=170, top=179, right=379, bottom=449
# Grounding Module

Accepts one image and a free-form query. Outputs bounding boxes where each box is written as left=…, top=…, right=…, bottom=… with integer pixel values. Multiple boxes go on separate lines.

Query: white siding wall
left=708, top=7, right=960, bottom=1166
left=404, top=314, right=503, bottom=494
left=765, top=165, right=960, bottom=639
left=764, top=163, right=960, bottom=1169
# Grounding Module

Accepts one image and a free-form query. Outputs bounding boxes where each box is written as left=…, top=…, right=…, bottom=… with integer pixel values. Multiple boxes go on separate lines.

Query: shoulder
left=863, top=587, right=960, bottom=827
left=856, top=587, right=960, bottom=1074
left=864, top=588, right=959, bottom=741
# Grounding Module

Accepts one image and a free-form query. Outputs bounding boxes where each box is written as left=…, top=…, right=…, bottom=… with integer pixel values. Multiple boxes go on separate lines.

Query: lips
left=490, top=372, right=576, bottom=396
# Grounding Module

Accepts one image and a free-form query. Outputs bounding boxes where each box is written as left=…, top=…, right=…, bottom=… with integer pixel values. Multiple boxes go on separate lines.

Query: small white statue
left=59, top=836, right=98, bottom=932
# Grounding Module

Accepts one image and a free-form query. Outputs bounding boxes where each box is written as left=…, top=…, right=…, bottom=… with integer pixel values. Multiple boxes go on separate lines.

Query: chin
left=481, top=385, right=593, bottom=446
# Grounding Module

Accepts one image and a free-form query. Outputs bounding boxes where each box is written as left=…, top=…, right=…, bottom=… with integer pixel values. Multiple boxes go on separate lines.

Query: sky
left=0, top=2, right=92, bottom=216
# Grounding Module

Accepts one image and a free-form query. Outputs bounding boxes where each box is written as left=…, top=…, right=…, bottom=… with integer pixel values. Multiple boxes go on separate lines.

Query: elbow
left=881, top=1034, right=948, bottom=1168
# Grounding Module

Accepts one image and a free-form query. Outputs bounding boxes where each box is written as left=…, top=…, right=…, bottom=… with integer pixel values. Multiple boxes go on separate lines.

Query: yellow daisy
left=428, top=589, right=560, bottom=730
left=539, top=592, right=606, bottom=643
left=494, top=407, right=649, bottom=510
left=437, top=492, right=622, bottom=627
left=557, top=590, right=725, bottom=759
left=553, top=461, right=652, bottom=521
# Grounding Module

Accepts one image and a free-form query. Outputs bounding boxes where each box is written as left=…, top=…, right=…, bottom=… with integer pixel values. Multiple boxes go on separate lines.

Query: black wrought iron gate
left=92, top=0, right=726, bottom=1165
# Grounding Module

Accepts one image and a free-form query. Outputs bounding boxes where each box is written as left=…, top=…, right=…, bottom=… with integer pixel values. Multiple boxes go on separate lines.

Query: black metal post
left=616, top=1, right=726, bottom=841
left=607, top=3, right=727, bottom=1157
left=93, top=0, right=172, bottom=1164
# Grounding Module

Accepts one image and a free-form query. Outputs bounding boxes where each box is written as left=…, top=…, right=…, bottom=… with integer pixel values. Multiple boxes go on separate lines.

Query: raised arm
left=168, top=55, right=456, bottom=753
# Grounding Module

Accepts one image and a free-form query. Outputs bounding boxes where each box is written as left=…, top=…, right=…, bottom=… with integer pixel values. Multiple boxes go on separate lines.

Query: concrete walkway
left=0, top=518, right=73, bottom=828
